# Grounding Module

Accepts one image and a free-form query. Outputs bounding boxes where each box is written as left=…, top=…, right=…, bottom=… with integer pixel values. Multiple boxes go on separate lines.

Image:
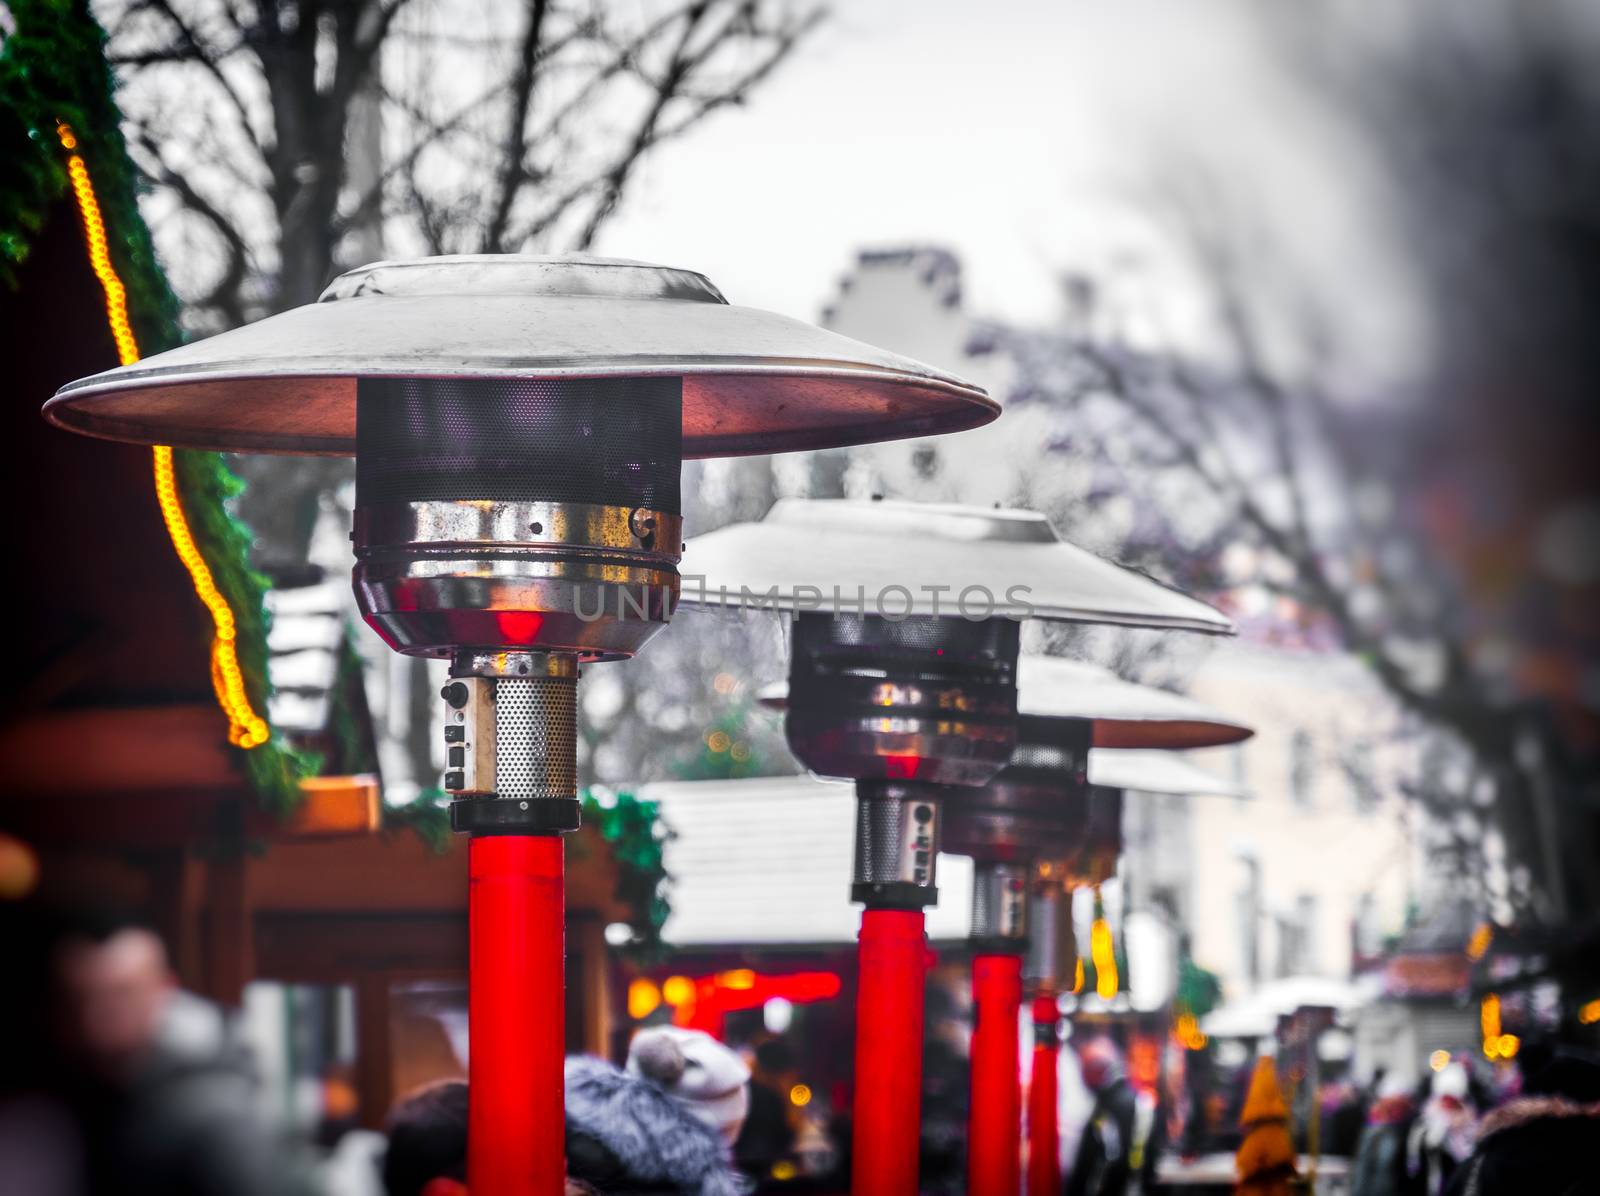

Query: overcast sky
left=594, top=0, right=1420, bottom=373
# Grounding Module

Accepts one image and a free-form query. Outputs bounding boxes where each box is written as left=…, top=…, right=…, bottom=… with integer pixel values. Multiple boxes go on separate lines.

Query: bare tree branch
left=483, top=0, right=550, bottom=253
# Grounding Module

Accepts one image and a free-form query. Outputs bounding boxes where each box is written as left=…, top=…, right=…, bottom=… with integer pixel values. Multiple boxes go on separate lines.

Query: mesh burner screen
left=356, top=377, right=682, bottom=511
left=493, top=675, right=578, bottom=800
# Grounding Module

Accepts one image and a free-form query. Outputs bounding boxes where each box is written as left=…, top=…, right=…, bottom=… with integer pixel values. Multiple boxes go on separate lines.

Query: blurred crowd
left=3, top=903, right=1596, bottom=1195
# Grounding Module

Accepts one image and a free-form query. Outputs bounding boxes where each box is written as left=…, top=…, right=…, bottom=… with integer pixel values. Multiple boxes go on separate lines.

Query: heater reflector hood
left=44, top=255, right=996, bottom=456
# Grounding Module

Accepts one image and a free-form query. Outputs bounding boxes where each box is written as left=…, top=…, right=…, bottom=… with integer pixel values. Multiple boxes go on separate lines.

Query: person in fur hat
left=1441, top=1039, right=1600, bottom=1196
left=625, top=1026, right=750, bottom=1151
left=565, top=1055, right=750, bottom=1196
left=1406, top=1061, right=1476, bottom=1195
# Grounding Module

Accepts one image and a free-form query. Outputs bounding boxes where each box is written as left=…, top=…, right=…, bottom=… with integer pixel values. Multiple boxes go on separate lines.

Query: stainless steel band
left=355, top=499, right=683, bottom=561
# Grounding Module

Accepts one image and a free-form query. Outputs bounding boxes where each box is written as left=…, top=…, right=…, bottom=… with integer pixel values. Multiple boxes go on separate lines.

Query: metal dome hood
left=44, top=255, right=998, bottom=456
left=1087, top=748, right=1244, bottom=797
left=758, top=654, right=1253, bottom=750
left=679, top=499, right=1235, bottom=634
left=1017, top=656, right=1252, bottom=749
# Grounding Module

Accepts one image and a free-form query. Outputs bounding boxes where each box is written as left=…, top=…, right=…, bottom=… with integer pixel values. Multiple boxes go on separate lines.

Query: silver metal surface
left=782, top=612, right=1020, bottom=788
left=852, top=784, right=941, bottom=890
left=1087, top=749, right=1244, bottom=796
left=969, top=861, right=1030, bottom=942
left=360, top=501, right=683, bottom=559
left=678, top=499, right=1235, bottom=634
left=452, top=650, right=581, bottom=679
left=760, top=655, right=1252, bottom=749
left=442, top=651, right=578, bottom=801
left=354, top=499, right=680, bottom=659
left=44, top=255, right=997, bottom=456
left=493, top=674, right=578, bottom=800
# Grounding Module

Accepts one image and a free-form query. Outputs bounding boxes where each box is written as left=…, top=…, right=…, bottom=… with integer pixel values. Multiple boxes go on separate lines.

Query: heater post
left=968, top=952, right=1024, bottom=1196
left=1026, top=992, right=1062, bottom=1196
left=469, top=834, right=565, bottom=1196
left=852, top=906, right=928, bottom=1196
left=848, top=782, right=943, bottom=1196
left=967, top=860, right=1028, bottom=1196
left=447, top=650, right=580, bottom=1196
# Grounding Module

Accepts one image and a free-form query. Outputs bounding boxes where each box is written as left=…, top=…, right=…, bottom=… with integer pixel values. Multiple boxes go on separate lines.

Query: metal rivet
left=519, top=801, right=529, bottom=810
left=529, top=521, right=543, bottom=534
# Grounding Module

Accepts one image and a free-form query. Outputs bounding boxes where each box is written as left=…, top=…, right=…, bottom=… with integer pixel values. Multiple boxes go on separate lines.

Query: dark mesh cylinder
left=356, top=376, right=682, bottom=511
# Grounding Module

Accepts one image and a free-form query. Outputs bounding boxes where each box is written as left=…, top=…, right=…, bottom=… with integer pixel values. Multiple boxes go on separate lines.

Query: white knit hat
left=627, top=1025, right=751, bottom=1147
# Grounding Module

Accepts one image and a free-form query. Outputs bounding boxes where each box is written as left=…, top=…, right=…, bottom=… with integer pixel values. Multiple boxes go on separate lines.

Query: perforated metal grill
left=1005, top=716, right=1091, bottom=779
left=356, top=377, right=682, bottom=510
left=851, top=788, right=941, bottom=887
left=492, top=675, right=578, bottom=800
left=853, top=795, right=908, bottom=885
left=1025, top=891, right=1060, bottom=982
left=970, top=862, right=1028, bottom=939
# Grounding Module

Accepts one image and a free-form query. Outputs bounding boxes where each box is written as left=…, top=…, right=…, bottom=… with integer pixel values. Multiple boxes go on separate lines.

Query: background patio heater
left=43, top=255, right=998, bottom=1196
left=682, top=499, right=1234, bottom=1196
left=1022, top=748, right=1246, bottom=1196
left=940, top=656, right=1252, bottom=1196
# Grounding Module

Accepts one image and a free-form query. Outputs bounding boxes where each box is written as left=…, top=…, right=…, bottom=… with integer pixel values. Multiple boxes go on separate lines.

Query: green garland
left=1, top=0, right=313, bottom=813
left=376, top=788, right=672, bottom=943
left=1175, top=952, right=1222, bottom=1020
left=382, top=790, right=454, bottom=854
left=582, top=789, right=672, bottom=953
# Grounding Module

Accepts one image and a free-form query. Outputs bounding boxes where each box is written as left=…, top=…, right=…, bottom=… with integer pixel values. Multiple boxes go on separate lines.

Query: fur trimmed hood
left=1473, top=1095, right=1600, bottom=1143
left=564, top=1056, right=751, bottom=1196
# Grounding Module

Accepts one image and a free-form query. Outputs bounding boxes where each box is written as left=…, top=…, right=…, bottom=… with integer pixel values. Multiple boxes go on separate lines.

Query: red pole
left=1026, top=994, right=1060, bottom=1196
left=853, top=908, right=927, bottom=1196
left=469, top=835, right=566, bottom=1196
left=968, top=953, right=1024, bottom=1195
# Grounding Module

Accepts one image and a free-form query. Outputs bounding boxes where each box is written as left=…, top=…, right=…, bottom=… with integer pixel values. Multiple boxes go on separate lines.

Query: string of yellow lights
left=57, top=123, right=269, bottom=749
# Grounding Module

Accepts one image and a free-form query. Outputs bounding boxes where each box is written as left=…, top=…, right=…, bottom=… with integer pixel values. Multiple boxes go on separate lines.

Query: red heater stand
left=853, top=907, right=928, bottom=1196
left=968, top=953, right=1024, bottom=1195
left=1026, top=993, right=1061, bottom=1196
left=470, top=836, right=566, bottom=1195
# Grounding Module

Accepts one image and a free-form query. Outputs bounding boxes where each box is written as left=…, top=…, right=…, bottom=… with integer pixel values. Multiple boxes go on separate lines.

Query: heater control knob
left=440, top=676, right=495, bottom=795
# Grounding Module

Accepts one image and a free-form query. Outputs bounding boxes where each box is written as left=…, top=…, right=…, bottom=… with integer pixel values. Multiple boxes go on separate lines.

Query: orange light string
left=57, top=122, right=268, bottom=749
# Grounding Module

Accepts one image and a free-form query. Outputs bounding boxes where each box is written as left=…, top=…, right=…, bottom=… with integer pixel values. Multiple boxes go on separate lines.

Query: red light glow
left=495, top=611, right=546, bottom=643
left=884, top=754, right=923, bottom=780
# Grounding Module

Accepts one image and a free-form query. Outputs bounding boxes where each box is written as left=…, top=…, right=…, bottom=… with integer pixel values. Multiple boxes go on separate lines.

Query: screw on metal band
left=355, top=500, right=684, bottom=564
left=452, top=650, right=581, bottom=679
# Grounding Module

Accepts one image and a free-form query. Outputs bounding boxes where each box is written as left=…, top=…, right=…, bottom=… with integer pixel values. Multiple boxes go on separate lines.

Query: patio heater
left=681, top=499, right=1234, bottom=1196
left=1023, top=747, right=1246, bottom=1196
left=939, top=656, right=1251, bottom=1196
left=42, top=254, right=998, bottom=1196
